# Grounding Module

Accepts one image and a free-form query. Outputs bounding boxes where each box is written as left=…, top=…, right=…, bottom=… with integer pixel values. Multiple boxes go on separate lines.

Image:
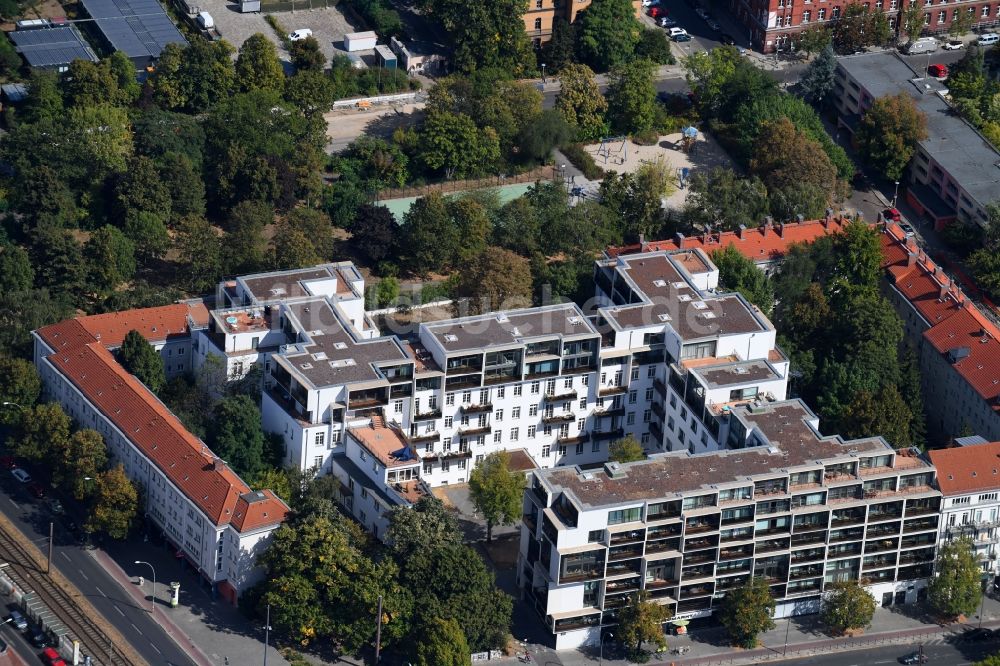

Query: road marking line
left=114, top=606, right=125, bottom=617
left=7, top=499, right=17, bottom=510
left=60, top=551, right=71, bottom=562
left=130, top=623, right=143, bottom=636
left=95, top=586, right=107, bottom=598
left=79, top=570, right=88, bottom=581
left=150, top=642, right=161, bottom=654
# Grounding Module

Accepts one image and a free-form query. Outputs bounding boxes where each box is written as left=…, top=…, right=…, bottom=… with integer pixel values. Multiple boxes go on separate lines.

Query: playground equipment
left=596, top=135, right=628, bottom=165
left=680, top=126, right=698, bottom=153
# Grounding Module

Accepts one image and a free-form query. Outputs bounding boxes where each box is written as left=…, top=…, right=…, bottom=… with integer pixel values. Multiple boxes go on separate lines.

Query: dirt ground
left=324, top=102, right=424, bottom=153
left=582, top=131, right=736, bottom=209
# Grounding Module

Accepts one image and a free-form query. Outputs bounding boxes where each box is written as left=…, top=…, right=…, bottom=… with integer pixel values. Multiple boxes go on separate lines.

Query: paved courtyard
left=582, top=131, right=735, bottom=210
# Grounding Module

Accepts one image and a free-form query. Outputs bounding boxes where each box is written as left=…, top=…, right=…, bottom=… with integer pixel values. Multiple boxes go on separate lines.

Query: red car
left=41, top=647, right=67, bottom=666
left=648, top=6, right=665, bottom=17
left=883, top=207, right=902, bottom=222
left=0, top=456, right=15, bottom=470
left=27, top=482, right=45, bottom=499
left=927, top=63, right=948, bottom=78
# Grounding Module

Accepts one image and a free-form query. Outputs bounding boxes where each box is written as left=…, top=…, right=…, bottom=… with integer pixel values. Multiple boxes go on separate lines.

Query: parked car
left=908, top=37, right=938, bottom=54
left=27, top=482, right=45, bottom=499
left=0, top=456, right=15, bottom=470
left=959, top=627, right=995, bottom=642
left=41, top=646, right=66, bottom=666
left=695, top=6, right=710, bottom=19
left=706, top=18, right=721, bottom=31
left=883, top=207, right=902, bottom=222
left=7, top=610, right=27, bottom=631
left=641, top=0, right=660, bottom=6
left=669, top=27, right=689, bottom=39
left=899, top=652, right=927, bottom=665
left=899, top=221, right=916, bottom=238
left=29, top=626, right=49, bottom=648
left=11, top=468, right=30, bottom=484
left=927, top=63, right=948, bottom=78
left=287, top=28, right=313, bottom=42
left=978, top=32, right=999, bottom=46
left=660, top=16, right=677, bottom=27
left=719, top=33, right=736, bottom=44
left=48, top=499, right=64, bottom=514
left=648, top=5, right=665, bottom=17
left=943, top=39, right=964, bottom=50
left=673, top=32, right=693, bottom=42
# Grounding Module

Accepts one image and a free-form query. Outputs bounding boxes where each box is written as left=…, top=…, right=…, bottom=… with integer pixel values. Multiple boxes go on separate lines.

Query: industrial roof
left=424, top=304, right=600, bottom=353
left=8, top=26, right=98, bottom=68
left=79, top=0, right=186, bottom=60
left=838, top=52, right=1000, bottom=210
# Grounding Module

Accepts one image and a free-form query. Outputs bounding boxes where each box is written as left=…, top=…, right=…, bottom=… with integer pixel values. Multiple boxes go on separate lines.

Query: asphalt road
left=0, top=470, right=197, bottom=666
left=767, top=637, right=1000, bottom=665
left=0, top=614, right=43, bottom=666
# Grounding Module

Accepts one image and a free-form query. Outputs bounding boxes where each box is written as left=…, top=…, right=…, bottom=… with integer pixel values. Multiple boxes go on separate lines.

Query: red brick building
left=728, top=0, right=1000, bottom=52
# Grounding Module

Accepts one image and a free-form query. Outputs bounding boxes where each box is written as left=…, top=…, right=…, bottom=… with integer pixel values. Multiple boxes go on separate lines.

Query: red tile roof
left=35, top=304, right=287, bottom=532
left=606, top=217, right=852, bottom=262
left=231, top=490, right=290, bottom=532
left=929, top=442, right=1000, bottom=495
left=880, top=223, right=1000, bottom=411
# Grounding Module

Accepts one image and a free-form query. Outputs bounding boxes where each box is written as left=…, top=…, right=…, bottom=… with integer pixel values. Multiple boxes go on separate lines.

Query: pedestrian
left=138, top=576, right=144, bottom=586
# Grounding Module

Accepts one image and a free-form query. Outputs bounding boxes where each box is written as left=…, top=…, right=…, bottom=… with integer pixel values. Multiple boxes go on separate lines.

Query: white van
left=908, top=38, right=938, bottom=54
left=978, top=33, right=999, bottom=46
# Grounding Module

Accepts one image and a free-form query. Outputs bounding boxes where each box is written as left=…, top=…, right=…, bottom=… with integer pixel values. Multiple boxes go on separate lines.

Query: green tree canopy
left=86, top=464, right=139, bottom=539
left=176, top=215, right=224, bottom=294
left=402, top=192, right=460, bottom=275
left=609, top=435, right=646, bottom=463
left=420, top=0, right=534, bottom=74
left=821, top=581, right=877, bottom=635
left=415, top=617, right=469, bottom=666
left=119, top=329, right=166, bottom=394
left=555, top=63, right=608, bottom=140
left=290, top=36, right=326, bottom=72
left=577, top=0, right=642, bottom=72
left=684, top=168, right=770, bottom=232
left=0, top=359, right=41, bottom=425
left=799, top=44, right=837, bottom=106
left=855, top=93, right=929, bottom=181
left=55, top=429, right=110, bottom=501
left=456, top=247, right=533, bottom=316
left=236, top=33, right=286, bottom=93
left=468, top=451, right=524, bottom=541
left=85, top=225, right=137, bottom=296
left=718, top=577, right=776, bottom=648
left=209, top=395, right=268, bottom=478
left=617, top=591, right=671, bottom=659
left=928, top=537, right=982, bottom=620
left=606, top=58, right=657, bottom=135
left=14, top=402, right=71, bottom=464
left=151, top=40, right=236, bottom=113
left=385, top=495, right=462, bottom=556
left=710, top=245, right=775, bottom=315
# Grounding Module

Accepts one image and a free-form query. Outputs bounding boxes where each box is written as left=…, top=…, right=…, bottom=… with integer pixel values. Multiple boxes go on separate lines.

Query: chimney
left=939, top=277, right=950, bottom=300
left=935, top=266, right=946, bottom=283
left=213, top=459, right=224, bottom=471
left=737, top=223, right=746, bottom=239
left=777, top=223, right=785, bottom=238
left=907, top=250, right=918, bottom=268
left=674, top=231, right=685, bottom=246
left=796, top=214, right=805, bottom=224
left=639, top=233, right=647, bottom=252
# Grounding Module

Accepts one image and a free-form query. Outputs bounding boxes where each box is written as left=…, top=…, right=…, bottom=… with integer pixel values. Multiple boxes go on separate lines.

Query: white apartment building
left=929, top=442, right=1000, bottom=578
left=520, top=399, right=941, bottom=649
left=32, top=315, right=289, bottom=605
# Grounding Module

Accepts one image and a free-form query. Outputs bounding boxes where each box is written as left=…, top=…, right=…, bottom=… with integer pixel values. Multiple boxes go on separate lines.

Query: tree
left=115, top=155, right=173, bottom=225
left=284, top=70, right=334, bottom=117
left=635, top=29, right=675, bottom=65
left=236, top=33, right=286, bottom=93
left=85, top=464, right=138, bottom=539
left=85, top=226, right=137, bottom=296
left=711, top=245, right=775, bottom=315
left=796, top=25, right=832, bottom=56
left=63, top=59, right=117, bottom=108
left=799, top=44, right=837, bottom=106
left=832, top=3, right=879, bottom=54
left=124, top=212, right=171, bottom=267
left=175, top=215, right=223, bottom=294
left=209, top=396, right=267, bottom=478
left=456, top=247, right=532, bottom=316
left=974, top=655, right=1000, bottom=666
left=421, top=0, right=534, bottom=75
left=133, top=109, right=205, bottom=167
left=606, top=59, right=657, bottom=134
left=555, top=64, right=609, bottom=140
left=751, top=117, right=838, bottom=198
left=119, top=330, right=166, bottom=394
left=839, top=384, right=913, bottom=448
left=223, top=201, right=271, bottom=275
left=343, top=136, right=410, bottom=190
left=684, top=168, right=770, bottom=232
left=418, top=110, right=500, bottom=179
left=540, top=18, right=575, bottom=72
left=577, top=0, right=642, bottom=71
left=468, top=451, right=524, bottom=541
left=285, top=207, right=333, bottom=262
left=683, top=47, right=742, bottom=117
left=21, top=71, right=64, bottom=125
left=821, top=581, right=876, bottom=635
left=515, top=110, right=572, bottom=164
left=0, top=244, right=33, bottom=294
left=617, top=591, right=671, bottom=659
left=718, top=577, right=776, bottom=648
left=414, top=617, right=469, bottom=666
left=385, top=496, right=462, bottom=556
left=900, top=0, right=926, bottom=43
left=403, top=192, right=460, bottom=275
left=106, top=51, right=141, bottom=106
left=151, top=40, right=236, bottom=113
left=290, top=36, right=326, bottom=72
left=350, top=204, right=400, bottom=265
left=855, top=93, right=928, bottom=181
left=609, top=436, right=646, bottom=463
left=968, top=244, right=1000, bottom=299
left=949, top=5, right=975, bottom=36
left=28, top=226, right=86, bottom=305
left=928, top=537, right=982, bottom=620
left=56, top=429, right=109, bottom=501
left=14, top=403, right=71, bottom=464
left=376, top=277, right=400, bottom=307
left=272, top=222, right=322, bottom=270
left=0, top=359, right=41, bottom=425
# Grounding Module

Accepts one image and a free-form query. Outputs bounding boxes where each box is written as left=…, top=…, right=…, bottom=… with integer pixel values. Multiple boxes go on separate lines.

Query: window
left=608, top=507, right=642, bottom=524
left=627, top=412, right=636, bottom=425
left=645, top=388, right=654, bottom=401
left=614, top=370, right=622, bottom=386
left=497, top=387, right=505, bottom=399
left=578, top=418, right=585, bottom=430
left=314, top=456, right=323, bottom=469
left=444, top=416, right=453, bottom=428
left=832, top=5, right=840, bottom=17
left=476, top=454, right=484, bottom=464
left=424, top=442, right=433, bottom=453
left=588, top=529, right=604, bottom=543
left=429, top=396, right=438, bottom=410
left=564, top=378, right=573, bottom=389
left=446, top=393, right=455, bottom=406
left=443, top=437, right=452, bottom=452
left=984, top=4, right=991, bottom=16
left=494, top=431, right=502, bottom=443
left=582, top=375, right=589, bottom=386
left=442, top=461, right=450, bottom=472
left=393, top=400, right=403, bottom=413
left=513, top=406, right=521, bottom=418
left=803, top=9, right=811, bottom=20
left=631, top=368, right=639, bottom=380
left=462, top=391, right=472, bottom=404
left=629, top=390, right=637, bottom=404
left=531, top=381, right=540, bottom=394
left=534, top=17, right=541, bottom=29
left=818, top=7, right=826, bottom=18
left=576, top=443, right=584, bottom=455
left=938, top=10, right=945, bottom=21
left=529, top=405, right=538, bottom=417
left=513, top=385, right=522, bottom=396
left=461, top=415, right=470, bottom=427
left=579, top=398, right=586, bottom=409
left=546, top=379, right=556, bottom=394
left=511, top=428, right=519, bottom=441
left=593, top=441, right=601, bottom=452
left=647, top=366, right=656, bottom=378
left=496, top=409, right=504, bottom=421
left=544, top=425, right=552, bottom=436
left=458, top=460, right=467, bottom=470
left=314, top=432, right=325, bottom=447
left=542, top=444, right=551, bottom=456
left=643, top=410, right=651, bottom=423
left=528, top=425, right=537, bottom=438
left=784, top=14, right=791, bottom=24
left=641, top=433, right=650, bottom=444
left=480, top=389, right=488, bottom=403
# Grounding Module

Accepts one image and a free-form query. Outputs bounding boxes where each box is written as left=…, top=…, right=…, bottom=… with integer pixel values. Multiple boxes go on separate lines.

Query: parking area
left=200, top=0, right=362, bottom=62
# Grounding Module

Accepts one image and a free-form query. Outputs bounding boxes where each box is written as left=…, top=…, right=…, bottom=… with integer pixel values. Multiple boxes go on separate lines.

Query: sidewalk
left=91, top=537, right=292, bottom=666
left=554, top=594, right=1000, bottom=666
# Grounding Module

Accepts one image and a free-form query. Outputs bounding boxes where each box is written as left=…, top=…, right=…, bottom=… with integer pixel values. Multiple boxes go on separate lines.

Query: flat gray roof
left=79, top=0, right=185, bottom=60
left=838, top=52, right=1000, bottom=208
left=9, top=26, right=98, bottom=68
left=424, top=304, right=600, bottom=353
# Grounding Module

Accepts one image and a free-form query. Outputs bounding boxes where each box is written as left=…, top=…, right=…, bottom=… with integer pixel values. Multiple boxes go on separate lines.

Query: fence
left=331, top=91, right=423, bottom=108
left=260, top=0, right=333, bottom=11
left=380, top=167, right=555, bottom=200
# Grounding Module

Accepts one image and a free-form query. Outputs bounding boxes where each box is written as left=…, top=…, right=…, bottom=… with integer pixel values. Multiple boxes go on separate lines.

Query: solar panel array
left=8, top=26, right=98, bottom=68
left=80, top=0, right=187, bottom=60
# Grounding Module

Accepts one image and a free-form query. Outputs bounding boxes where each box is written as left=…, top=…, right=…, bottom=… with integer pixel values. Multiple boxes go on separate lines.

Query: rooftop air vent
left=657, top=313, right=671, bottom=322
left=334, top=342, right=348, bottom=350
left=678, top=294, right=692, bottom=302
left=653, top=279, right=667, bottom=288
left=496, top=313, right=509, bottom=323
left=568, top=316, right=583, bottom=325
left=701, top=312, right=717, bottom=319
left=444, top=334, right=458, bottom=343
left=673, top=282, right=686, bottom=289
left=692, top=301, right=708, bottom=310
left=312, top=352, right=328, bottom=361
left=511, top=327, right=521, bottom=337
left=735, top=366, right=749, bottom=374
left=300, top=362, right=313, bottom=370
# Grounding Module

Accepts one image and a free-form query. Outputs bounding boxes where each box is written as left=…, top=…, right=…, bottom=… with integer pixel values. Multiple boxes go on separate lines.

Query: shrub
left=560, top=143, right=605, bottom=180
left=631, top=129, right=660, bottom=146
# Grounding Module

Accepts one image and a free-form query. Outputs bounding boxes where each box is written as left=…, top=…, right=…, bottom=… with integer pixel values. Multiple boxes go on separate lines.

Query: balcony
left=458, top=425, right=491, bottom=436
left=645, top=578, right=679, bottom=590
left=653, top=378, right=667, bottom=397
left=756, top=538, right=790, bottom=554
left=407, top=431, right=440, bottom=444
left=462, top=403, right=493, bottom=414
left=791, top=549, right=825, bottom=565
left=683, top=551, right=716, bottom=566
left=557, top=433, right=589, bottom=445
left=684, top=536, right=718, bottom=550
left=719, top=545, right=753, bottom=560
left=605, top=572, right=641, bottom=589
left=445, top=374, right=482, bottom=390
left=593, top=406, right=625, bottom=418
left=413, top=409, right=441, bottom=421
left=679, top=584, right=714, bottom=599
left=645, top=538, right=681, bottom=554
left=592, top=429, right=625, bottom=441
left=599, top=386, right=628, bottom=397
left=609, top=545, right=644, bottom=561
left=610, top=529, right=646, bottom=546
left=542, top=413, right=576, bottom=425
left=789, top=566, right=823, bottom=580
left=523, top=512, right=538, bottom=533
left=903, top=517, right=939, bottom=533
left=348, top=395, right=386, bottom=410
left=651, top=402, right=665, bottom=419
left=544, top=390, right=577, bottom=402
left=790, top=531, right=826, bottom=547
left=433, top=449, right=473, bottom=461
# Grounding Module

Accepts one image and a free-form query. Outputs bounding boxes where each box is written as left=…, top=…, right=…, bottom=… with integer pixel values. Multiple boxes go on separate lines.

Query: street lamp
left=599, top=631, right=614, bottom=666
left=263, top=603, right=272, bottom=666
left=892, top=180, right=900, bottom=208
left=134, top=560, right=156, bottom=613
left=1, top=402, right=23, bottom=408
left=541, top=63, right=546, bottom=84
